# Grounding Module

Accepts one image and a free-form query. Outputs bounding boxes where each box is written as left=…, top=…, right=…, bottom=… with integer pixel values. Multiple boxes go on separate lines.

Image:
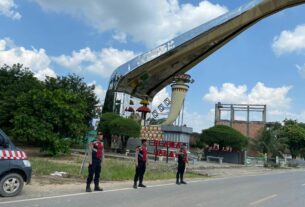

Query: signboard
left=148, top=140, right=186, bottom=159
left=149, top=140, right=183, bottom=149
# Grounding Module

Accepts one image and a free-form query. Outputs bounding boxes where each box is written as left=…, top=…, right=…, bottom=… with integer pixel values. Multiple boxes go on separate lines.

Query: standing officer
left=86, top=132, right=104, bottom=192
left=176, top=143, right=188, bottom=185
left=133, top=139, right=147, bottom=189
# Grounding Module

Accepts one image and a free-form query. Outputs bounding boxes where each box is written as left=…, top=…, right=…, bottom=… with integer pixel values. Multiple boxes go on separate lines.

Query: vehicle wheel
left=0, top=173, right=24, bottom=197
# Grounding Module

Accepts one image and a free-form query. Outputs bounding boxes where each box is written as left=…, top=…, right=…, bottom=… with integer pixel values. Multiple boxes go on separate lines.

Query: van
left=0, top=129, right=32, bottom=197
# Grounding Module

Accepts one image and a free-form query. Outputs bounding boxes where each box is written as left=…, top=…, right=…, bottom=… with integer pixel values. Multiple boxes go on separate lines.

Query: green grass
left=31, top=158, right=82, bottom=178
left=30, top=157, right=206, bottom=182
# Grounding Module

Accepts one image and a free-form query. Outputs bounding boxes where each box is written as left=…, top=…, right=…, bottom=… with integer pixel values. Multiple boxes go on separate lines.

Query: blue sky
left=1, top=0, right=305, bottom=132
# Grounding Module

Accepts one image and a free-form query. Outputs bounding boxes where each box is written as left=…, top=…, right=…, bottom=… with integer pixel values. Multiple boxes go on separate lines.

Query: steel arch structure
left=103, top=0, right=305, bottom=113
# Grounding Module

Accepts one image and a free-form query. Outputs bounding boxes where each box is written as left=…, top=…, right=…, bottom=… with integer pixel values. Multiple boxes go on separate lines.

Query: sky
left=0, top=0, right=305, bottom=132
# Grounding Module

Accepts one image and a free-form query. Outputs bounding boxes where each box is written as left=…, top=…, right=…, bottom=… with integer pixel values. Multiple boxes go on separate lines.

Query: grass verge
left=30, top=157, right=206, bottom=182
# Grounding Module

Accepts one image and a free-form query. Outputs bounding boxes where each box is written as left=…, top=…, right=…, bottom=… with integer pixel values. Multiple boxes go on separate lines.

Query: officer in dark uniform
left=176, top=143, right=188, bottom=185
left=86, top=132, right=104, bottom=192
left=133, top=139, right=148, bottom=189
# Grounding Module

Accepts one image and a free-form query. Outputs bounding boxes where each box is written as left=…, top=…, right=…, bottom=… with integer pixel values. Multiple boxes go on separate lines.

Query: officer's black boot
left=138, top=183, right=146, bottom=188
left=94, top=184, right=103, bottom=191
left=139, top=176, right=146, bottom=187
left=180, top=174, right=187, bottom=184
left=133, top=181, right=137, bottom=189
left=176, top=173, right=180, bottom=185
left=86, top=184, right=92, bottom=192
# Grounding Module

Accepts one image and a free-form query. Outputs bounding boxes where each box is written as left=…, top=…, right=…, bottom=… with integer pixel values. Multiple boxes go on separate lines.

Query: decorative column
left=163, top=74, right=193, bottom=125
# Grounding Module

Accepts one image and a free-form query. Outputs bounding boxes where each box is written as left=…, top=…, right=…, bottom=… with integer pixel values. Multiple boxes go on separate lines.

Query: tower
left=162, top=74, right=193, bottom=125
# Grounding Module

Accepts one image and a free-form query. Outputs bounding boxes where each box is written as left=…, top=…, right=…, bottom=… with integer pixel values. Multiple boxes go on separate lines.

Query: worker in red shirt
left=86, top=132, right=104, bottom=192
left=133, top=139, right=147, bottom=188
left=176, top=143, right=188, bottom=184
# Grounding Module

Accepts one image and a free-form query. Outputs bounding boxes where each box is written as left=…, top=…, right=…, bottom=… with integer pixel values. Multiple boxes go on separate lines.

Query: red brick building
left=214, top=103, right=266, bottom=139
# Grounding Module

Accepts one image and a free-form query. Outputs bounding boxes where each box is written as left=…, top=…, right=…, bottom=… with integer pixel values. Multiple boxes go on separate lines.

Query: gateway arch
left=103, top=0, right=305, bottom=113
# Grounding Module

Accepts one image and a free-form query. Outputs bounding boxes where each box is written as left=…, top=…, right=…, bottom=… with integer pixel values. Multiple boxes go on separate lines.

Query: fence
left=245, top=156, right=266, bottom=166
left=246, top=155, right=288, bottom=166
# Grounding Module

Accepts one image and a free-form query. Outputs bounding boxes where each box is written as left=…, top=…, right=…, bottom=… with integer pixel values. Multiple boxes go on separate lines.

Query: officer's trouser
left=134, top=161, right=146, bottom=184
left=176, top=162, right=185, bottom=182
left=87, top=159, right=102, bottom=186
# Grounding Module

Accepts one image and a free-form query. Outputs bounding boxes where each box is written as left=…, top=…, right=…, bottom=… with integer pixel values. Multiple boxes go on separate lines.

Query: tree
left=12, top=88, right=88, bottom=155
left=198, top=125, right=248, bottom=151
left=0, top=65, right=101, bottom=155
left=44, top=74, right=99, bottom=126
left=190, top=132, right=203, bottom=148
left=98, top=113, right=141, bottom=149
left=0, top=64, right=42, bottom=133
left=298, top=122, right=305, bottom=130
left=280, top=120, right=305, bottom=159
left=253, top=123, right=287, bottom=158
left=109, top=117, right=140, bottom=150
left=98, top=112, right=121, bottom=147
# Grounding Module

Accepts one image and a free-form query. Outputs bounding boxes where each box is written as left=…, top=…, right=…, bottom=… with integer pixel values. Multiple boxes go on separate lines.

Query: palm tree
left=253, top=123, right=287, bottom=158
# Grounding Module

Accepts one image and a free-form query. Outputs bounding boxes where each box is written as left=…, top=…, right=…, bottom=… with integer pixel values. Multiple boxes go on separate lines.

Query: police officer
left=176, top=143, right=188, bottom=185
left=133, top=139, right=147, bottom=189
left=86, top=132, right=104, bottom=192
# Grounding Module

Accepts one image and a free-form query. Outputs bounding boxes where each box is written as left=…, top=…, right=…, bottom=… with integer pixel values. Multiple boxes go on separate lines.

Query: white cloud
left=272, top=24, right=305, bottom=56
left=0, top=39, right=6, bottom=51
left=33, top=0, right=228, bottom=47
left=0, top=38, right=56, bottom=80
left=0, top=0, right=21, bottom=20
left=204, top=83, right=247, bottom=104
left=113, top=31, right=127, bottom=43
left=89, top=81, right=106, bottom=102
left=53, top=47, right=137, bottom=78
left=204, top=82, right=292, bottom=112
left=0, top=37, right=15, bottom=50
left=34, top=68, right=57, bottom=81
left=296, top=64, right=305, bottom=79
left=52, top=48, right=95, bottom=72
left=183, top=109, right=214, bottom=132
left=247, top=82, right=292, bottom=111
left=269, top=110, right=305, bottom=123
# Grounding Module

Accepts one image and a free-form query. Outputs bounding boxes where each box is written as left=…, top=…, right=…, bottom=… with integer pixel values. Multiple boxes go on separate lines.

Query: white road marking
left=250, top=194, right=278, bottom=206
left=148, top=183, right=175, bottom=188
left=0, top=188, right=133, bottom=205
left=0, top=179, right=229, bottom=205
left=0, top=192, right=89, bottom=205
left=0, top=183, right=181, bottom=205
left=302, top=183, right=305, bottom=186
left=1, top=170, right=303, bottom=205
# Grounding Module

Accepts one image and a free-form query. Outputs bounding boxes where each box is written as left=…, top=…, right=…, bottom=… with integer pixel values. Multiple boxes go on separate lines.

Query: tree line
left=254, top=119, right=305, bottom=159
left=194, top=119, right=305, bottom=159
left=0, top=64, right=99, bottom=155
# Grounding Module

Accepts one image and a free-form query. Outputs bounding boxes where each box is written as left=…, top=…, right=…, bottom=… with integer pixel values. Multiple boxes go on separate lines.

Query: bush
left=199, top=125, right=249, bottom=150
left=41, top=136, right=71, bottom=156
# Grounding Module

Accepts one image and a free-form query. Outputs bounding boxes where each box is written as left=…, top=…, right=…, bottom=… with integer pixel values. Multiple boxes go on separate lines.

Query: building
left=215, top=102, right=266, bottom=139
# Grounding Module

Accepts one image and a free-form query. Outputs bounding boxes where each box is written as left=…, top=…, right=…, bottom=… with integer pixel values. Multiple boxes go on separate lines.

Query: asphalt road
left=1, top=170, right=305, bottom=207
